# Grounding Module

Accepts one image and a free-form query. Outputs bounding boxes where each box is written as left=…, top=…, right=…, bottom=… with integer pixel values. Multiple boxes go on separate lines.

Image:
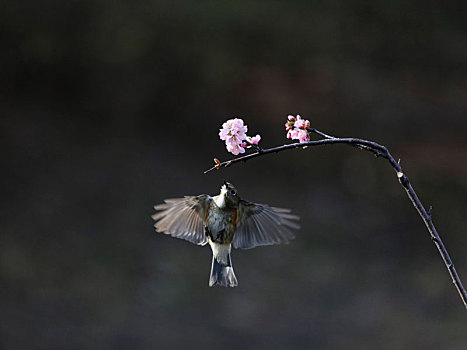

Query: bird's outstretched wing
left=233, top=200, right=300, bottom=249
left=152, top=195, right=211, bottom=245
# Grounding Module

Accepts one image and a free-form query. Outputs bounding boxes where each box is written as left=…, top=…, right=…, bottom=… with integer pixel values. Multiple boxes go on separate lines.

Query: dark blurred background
left=1, top=0, right=466, bottom=349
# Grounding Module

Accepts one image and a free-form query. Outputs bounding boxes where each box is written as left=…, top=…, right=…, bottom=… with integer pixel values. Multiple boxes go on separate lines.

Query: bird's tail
left=209, top=252, right=238, bottom=287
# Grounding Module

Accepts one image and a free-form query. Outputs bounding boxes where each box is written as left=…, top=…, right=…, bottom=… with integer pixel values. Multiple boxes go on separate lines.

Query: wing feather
left=152, top=195, right=211, bottom=245
left=233, top=200, right=300, bottom=249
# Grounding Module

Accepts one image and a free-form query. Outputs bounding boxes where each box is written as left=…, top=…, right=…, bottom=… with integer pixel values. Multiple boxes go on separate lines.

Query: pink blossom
left=285, top=114, right=311, bottom=147
left=297, top=129, right=310, bottom=143
left=226, top=143, right=246, bottom=155
left=219, top=118, right=261, bottom=155
left=219, top=118, right=248, bottom=141
left=287, top=128, right=299, bottom=139
left=294, top=117, right=306, bottom=129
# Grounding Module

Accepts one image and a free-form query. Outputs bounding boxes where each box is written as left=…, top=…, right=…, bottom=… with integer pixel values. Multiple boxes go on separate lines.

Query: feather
left=232, top=200, right=300, bottom=249
left=152, top=195, right=211, bottom=245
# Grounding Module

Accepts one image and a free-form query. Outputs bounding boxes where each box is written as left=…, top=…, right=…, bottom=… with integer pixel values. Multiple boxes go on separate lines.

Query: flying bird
left=152, top=182, right=300, bottom=287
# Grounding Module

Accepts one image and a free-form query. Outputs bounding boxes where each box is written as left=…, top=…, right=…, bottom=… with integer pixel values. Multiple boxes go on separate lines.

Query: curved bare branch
left=204, top=130, right=467, bottom=310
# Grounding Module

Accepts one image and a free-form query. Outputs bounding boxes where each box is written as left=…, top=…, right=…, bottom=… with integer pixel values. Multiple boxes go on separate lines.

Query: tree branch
left=204, top=131, right=467, bottom=310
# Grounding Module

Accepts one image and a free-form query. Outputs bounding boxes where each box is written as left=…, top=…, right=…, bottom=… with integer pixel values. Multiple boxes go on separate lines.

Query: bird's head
left=220, top=181, right=240, bottom=208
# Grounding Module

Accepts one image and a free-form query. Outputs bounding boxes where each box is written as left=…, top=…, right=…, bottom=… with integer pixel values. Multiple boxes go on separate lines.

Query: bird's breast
left=206, top=208, right=238, bottom=244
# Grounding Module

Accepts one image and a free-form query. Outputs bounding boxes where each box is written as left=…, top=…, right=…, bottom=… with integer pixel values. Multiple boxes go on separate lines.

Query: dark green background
left=1, top=1, right=466, bottom=348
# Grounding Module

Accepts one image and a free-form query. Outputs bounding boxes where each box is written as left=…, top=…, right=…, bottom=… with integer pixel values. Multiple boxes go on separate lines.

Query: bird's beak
left=223, top=180, right=228, bottom=186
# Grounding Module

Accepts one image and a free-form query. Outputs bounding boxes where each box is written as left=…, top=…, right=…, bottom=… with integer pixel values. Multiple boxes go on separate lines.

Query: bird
left=152, top=181, right=300, bottom=287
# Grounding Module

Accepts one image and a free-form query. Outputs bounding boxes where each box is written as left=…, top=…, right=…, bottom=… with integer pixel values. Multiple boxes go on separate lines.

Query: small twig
left=204, top=130, right=467, bottom=310
left=308, top=127, right=334, bottom=139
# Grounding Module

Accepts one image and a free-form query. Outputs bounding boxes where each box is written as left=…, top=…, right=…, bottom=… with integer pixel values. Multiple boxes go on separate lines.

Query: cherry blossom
left=285, top=114, right=311, bottom=147
left=219, top=119, right=261, bottom=155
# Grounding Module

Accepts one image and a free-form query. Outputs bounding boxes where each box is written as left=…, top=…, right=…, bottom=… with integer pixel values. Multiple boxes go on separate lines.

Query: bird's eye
left=230, top=189, right=236, bottom=196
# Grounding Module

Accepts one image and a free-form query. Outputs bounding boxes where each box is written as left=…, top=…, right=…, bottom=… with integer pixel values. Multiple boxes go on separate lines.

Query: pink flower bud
left=250, top=134, right=261, bottom=145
